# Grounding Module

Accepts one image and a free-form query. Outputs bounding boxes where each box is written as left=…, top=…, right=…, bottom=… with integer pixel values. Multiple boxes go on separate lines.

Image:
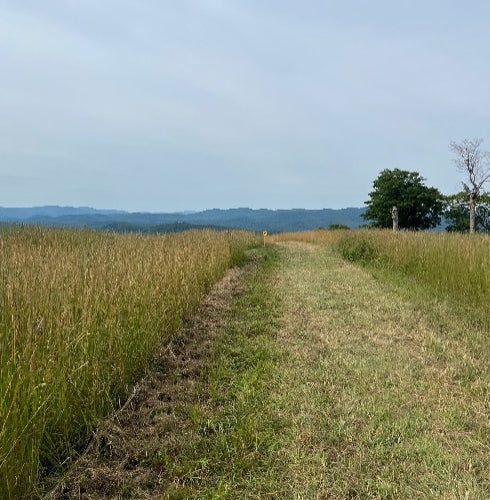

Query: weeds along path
left=48, top=242, right=490, bottom=499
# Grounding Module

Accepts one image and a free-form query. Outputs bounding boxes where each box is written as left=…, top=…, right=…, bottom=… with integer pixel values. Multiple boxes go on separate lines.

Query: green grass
left=153, top=238, right=490, bottom=498
left=336, top=229, right=490, bottom=324
left=269, top=241, right=490, bottom=498
left=159, top=247, right=288, bottom=499
left=274, top=228, right=490, bottom=326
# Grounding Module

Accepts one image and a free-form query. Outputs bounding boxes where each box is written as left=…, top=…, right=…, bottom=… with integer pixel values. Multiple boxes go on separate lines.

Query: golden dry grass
left=0, top=225, right=257, bottom=497
left=269, top=228, right=346, bottom=246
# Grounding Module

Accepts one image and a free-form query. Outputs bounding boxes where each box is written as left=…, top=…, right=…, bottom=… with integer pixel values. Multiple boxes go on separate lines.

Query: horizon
left=1, top=1, right=489, bottom=211
left=0, top=204, right=366, bottom=214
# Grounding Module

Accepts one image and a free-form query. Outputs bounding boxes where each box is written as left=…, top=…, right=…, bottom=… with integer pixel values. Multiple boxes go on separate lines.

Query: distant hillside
left=0, top=206, right=366, bottom=233
left=0, top=206, right=125, bottom=220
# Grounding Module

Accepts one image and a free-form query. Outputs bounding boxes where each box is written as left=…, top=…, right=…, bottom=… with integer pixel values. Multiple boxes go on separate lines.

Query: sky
left=0, top=1, right=489, bottom=212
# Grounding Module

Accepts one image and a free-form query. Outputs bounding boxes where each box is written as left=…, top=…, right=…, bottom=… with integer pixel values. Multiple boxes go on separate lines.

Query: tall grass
left=270, top=228, right=345, bottom=246
left=0, top=225, right=258, bottom=497
left=336, top=230, right=490, bottom=317
left=275, top=228, right=490, bottom=323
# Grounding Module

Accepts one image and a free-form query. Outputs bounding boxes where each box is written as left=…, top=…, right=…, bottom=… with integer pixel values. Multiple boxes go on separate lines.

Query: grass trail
left=50, top=242, right=490, bottom=498
left=273, top=242, right=490, bottom=498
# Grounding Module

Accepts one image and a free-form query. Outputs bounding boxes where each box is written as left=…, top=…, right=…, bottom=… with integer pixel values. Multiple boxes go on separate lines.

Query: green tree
left=444, top=191, right=490, bottom=232
left=363, top=169, right=444, bottom=230
left=328, top=223, right=350, bottom=230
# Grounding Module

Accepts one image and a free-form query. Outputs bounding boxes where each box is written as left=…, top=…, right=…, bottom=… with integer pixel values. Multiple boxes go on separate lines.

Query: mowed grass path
left=272, top=242, right=490, bottom=498
left=52, top=241, right=490, bottom=498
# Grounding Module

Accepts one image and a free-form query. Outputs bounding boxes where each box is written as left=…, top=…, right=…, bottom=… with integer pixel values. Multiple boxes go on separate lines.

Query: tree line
left=363, top=138, right=490, bottom=232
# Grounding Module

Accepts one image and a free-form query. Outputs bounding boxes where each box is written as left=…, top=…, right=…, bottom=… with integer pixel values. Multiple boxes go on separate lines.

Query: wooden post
left=391, top=206, right=399, bottom=231
left=469, top=191, right=476, bottom=234
left=262, top=230, right=267, bottom=246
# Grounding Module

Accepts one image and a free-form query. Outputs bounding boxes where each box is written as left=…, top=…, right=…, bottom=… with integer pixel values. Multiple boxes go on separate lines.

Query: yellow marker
left=262, top=230, right=267, bottom=246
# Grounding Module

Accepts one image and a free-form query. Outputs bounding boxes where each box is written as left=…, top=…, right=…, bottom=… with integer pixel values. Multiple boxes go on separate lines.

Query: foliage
left=328, top=223, right=350, bottom=230
left=0, top=226, right=258, bottom=497
left=362, top=168, right=444, bottom=230
left=337, top=233, right=378, bottom=264
left=444, top=191, right=490, bottom=232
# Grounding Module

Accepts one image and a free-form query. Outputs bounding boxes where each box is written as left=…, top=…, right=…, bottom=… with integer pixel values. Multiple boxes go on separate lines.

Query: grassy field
left=270, top=241, right=490, bottom=498
left=3, top=227, right=490, bottom=498
left=269, top=230, right=490, bottom=497
left=274, top=228, right=490, bottom=324
left=149, top=247, right=287, bottom=498
left=0, top=225, right=258, bottom=498
left=150, top=231, right=490, bottom=498
left=49, top=233, right=490, bottom=499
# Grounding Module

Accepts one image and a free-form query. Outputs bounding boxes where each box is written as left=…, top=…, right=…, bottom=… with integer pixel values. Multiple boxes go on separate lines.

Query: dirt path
left=48, top=243, right=490, bottom=499
left=47, top=265, right=249, bottom=499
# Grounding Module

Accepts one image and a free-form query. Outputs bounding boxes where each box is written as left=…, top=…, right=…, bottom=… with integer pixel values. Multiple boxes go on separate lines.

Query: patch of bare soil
left=45, top=265, right=249, bottom=499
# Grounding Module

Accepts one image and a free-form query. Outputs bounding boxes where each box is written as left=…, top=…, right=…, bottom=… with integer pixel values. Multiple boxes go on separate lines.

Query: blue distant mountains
left=0, top=206, right=365, bottom=233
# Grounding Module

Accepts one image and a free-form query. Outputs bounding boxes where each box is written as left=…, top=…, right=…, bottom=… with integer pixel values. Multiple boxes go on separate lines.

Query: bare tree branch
left=450, top=138, right=490, bottom=233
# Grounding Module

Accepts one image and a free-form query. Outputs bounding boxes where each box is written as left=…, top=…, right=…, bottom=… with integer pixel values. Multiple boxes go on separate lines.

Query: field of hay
left=0, top=225, right=258, bottom=497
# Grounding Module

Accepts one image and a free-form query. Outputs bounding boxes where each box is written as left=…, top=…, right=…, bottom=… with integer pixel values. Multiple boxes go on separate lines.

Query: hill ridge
left=0, top=206, right=365, bottom=232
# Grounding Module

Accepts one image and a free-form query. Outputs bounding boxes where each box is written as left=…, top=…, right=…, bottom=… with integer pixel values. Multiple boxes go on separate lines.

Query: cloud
left=0, top=1, right=489, bottom=210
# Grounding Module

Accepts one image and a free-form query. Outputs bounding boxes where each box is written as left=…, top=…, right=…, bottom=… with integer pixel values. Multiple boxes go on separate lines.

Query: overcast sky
left=1, top=1, right=489, bottom=212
